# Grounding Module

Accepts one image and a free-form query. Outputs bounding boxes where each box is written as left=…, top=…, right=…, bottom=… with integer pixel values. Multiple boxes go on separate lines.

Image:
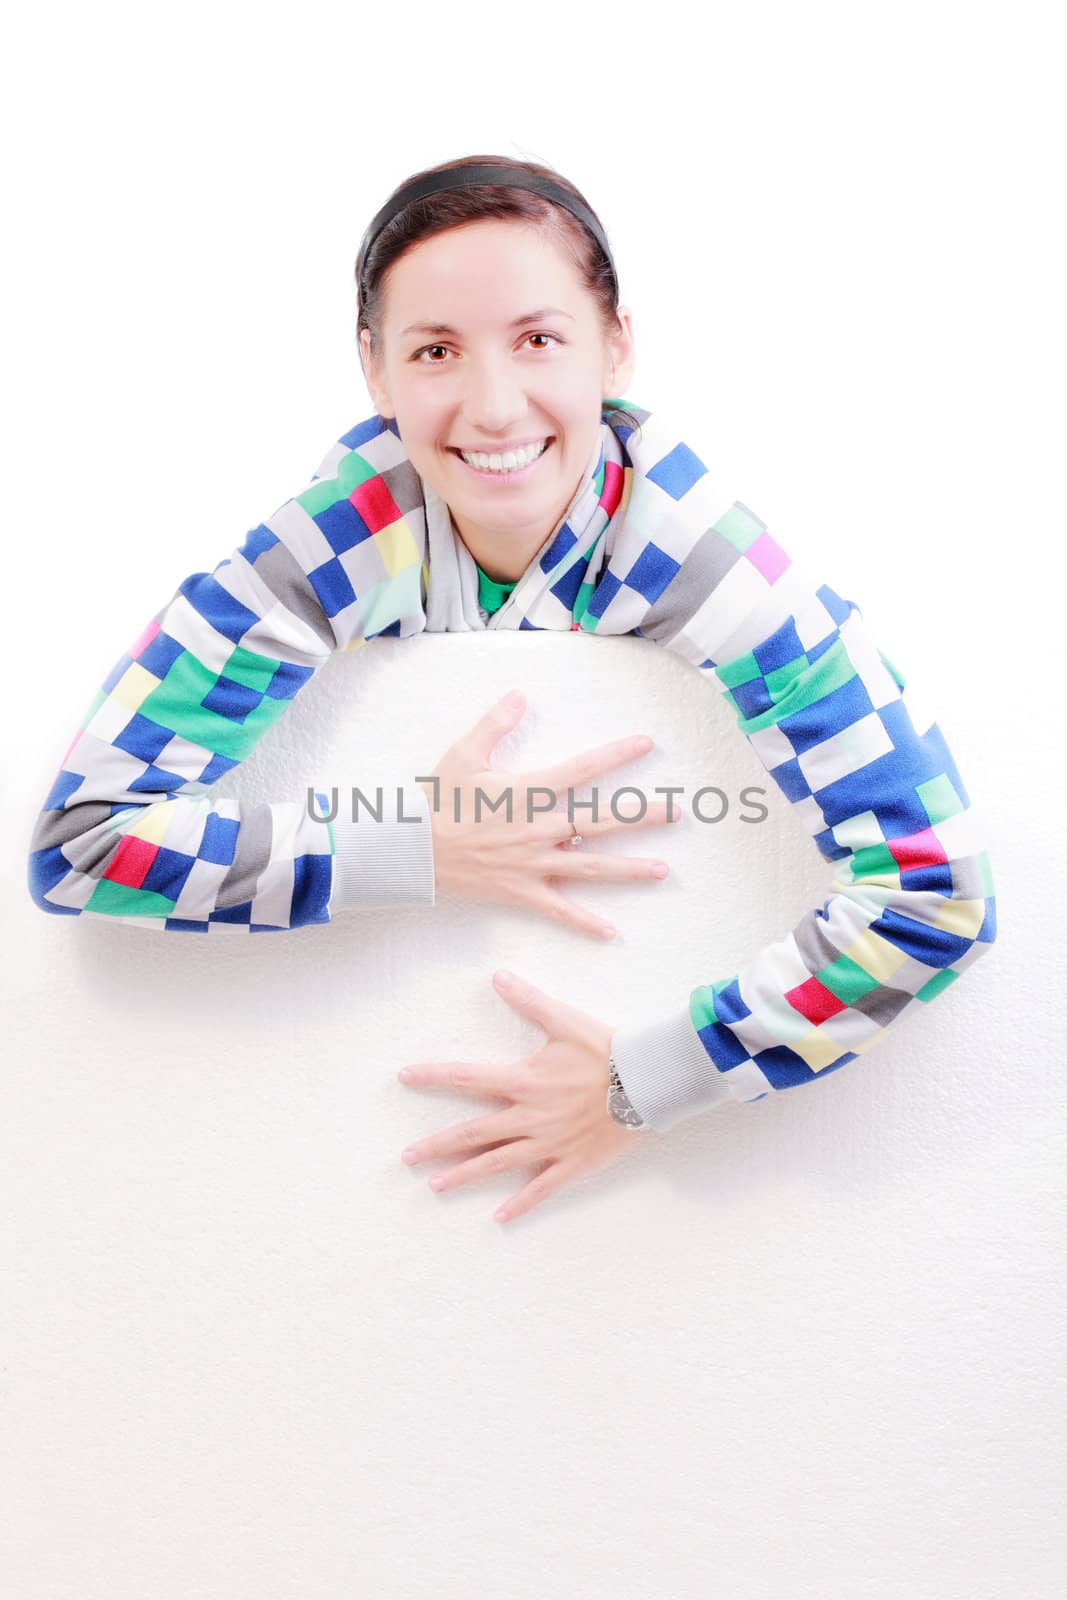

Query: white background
left=2, top=2, right=1064, bottom=1596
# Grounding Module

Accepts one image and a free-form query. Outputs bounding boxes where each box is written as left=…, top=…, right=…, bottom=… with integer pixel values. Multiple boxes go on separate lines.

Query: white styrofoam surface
left=5, top=627, right=1056, bottom=1600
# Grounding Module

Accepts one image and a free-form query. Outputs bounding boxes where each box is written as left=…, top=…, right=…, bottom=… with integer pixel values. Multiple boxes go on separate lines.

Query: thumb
left=453, top=689, right=526, bottom=770
left=492, top=969, right=591, bottom=1040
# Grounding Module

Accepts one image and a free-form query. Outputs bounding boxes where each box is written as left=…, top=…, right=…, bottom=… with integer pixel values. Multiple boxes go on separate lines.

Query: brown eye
left=409, top=343, right=451, bottom=364
left=412, top=332, right=561, bottom=364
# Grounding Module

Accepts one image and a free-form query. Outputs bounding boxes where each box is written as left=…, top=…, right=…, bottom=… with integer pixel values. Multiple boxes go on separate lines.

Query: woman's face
left=360, top=218, right=635, bottom=579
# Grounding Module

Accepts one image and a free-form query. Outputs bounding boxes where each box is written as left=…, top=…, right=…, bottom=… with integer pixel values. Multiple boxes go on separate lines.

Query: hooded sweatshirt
left=27, top=400, right=997, bottom=1132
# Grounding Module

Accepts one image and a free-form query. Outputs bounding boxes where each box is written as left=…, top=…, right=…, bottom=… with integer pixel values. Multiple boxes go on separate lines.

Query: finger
left=427, top=1137, right=537, bottom=1195
left=523, top=887, right=620, bottom=943
left=525, top=733, right=654, bottom=798
left=545, top=847, right=671, bottom=884
left=448, top=690, right=526, bottom=769
left=495, top=1158, right=574, bottom=1224
left=397, top=1060, right=521, bottom=1098
left=402, top=1107, right=526, bottom=1167
left=492, top=968, right=592, bottom=1036
left=543, top=796, right=682, bottom=844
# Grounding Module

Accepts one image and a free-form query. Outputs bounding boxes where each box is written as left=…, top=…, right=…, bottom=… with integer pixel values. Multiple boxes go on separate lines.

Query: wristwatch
left=607, top=1051, right=648, bottom=1131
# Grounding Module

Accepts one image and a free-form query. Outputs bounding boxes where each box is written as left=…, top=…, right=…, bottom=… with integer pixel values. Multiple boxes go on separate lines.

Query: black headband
left=357, top=162, right=619, bottom=304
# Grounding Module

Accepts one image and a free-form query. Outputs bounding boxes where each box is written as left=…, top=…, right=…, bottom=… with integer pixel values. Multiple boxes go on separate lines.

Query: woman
left=27, top=154, right=998, bottom=1223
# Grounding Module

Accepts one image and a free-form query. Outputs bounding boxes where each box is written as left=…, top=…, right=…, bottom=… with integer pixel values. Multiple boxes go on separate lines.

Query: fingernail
left=401, top=1147, right=418, bottom=1164
left=651, top=863, right=669, bottom=878
left=601, top=925, right=618, bottom=940
left=635, top=736, right=653, bottom=753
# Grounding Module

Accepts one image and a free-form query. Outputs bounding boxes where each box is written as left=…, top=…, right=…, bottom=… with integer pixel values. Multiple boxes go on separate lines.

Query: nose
left=459, top=361, right=530, bottom=437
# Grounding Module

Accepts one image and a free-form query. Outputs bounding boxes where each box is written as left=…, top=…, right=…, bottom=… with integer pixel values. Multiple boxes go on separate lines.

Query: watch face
left=608, top=1092, right=645, bottom=1129
left=608, top=1060, right=645, bottom=1128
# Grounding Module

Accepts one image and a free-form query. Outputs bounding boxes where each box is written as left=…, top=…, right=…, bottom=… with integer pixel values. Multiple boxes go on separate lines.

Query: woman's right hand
left=418, top=690, right=680, bottom=941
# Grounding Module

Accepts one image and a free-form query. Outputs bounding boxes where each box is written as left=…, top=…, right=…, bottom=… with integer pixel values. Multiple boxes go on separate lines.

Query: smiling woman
left=27, top=151, right=997, bottom=1225
left=355, top=161, right=639, bottom=584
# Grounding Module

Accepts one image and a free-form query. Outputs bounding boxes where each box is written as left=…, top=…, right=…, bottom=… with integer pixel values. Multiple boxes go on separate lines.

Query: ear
left=603, top=304, right=637, bottom=398
left=359, top=328, right=394, bottom=419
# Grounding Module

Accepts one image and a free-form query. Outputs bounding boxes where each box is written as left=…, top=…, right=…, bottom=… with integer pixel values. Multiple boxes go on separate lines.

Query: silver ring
left=568, top=824, right=583, bottom=847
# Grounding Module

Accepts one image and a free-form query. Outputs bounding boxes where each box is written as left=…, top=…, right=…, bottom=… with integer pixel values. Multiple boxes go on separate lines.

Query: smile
left=450, top=438, right=554, bottom=482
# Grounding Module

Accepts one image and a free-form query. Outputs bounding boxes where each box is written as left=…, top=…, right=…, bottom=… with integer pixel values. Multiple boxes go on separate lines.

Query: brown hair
left=354, top=152, right=642, bottom=440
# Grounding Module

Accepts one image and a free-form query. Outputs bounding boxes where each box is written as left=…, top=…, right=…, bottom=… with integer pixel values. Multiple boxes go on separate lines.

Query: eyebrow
left=399, top=306, right=576, bottom=338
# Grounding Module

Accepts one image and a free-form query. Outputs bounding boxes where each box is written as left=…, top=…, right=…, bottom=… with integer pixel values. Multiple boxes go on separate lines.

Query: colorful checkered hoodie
left=27, top=399, right=997, bottom=1131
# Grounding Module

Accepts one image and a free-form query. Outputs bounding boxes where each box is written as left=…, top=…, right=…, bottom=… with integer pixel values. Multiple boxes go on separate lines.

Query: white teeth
left=459, top=439, right=549, bottom=472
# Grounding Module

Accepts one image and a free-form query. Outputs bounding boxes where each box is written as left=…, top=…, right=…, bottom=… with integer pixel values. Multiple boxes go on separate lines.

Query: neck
left=445, top=442, right=597, bottom=581
left=476, top=556, right=520, bottom=585
left=448, top=514, right=546, bottom=585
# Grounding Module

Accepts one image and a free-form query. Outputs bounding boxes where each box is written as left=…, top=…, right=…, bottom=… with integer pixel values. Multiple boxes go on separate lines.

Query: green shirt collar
left=475, top=561, right=518, bottom=614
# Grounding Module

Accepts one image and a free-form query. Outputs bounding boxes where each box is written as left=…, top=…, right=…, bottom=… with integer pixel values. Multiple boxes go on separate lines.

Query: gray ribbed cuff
left=325, top=780, right=436, bottom=912
left=609, top=1007, right=740, bottom=1131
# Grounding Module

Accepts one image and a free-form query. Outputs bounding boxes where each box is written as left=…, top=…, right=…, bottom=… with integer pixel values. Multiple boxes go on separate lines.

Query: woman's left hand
left=397, top=969, right=646, bottom=1225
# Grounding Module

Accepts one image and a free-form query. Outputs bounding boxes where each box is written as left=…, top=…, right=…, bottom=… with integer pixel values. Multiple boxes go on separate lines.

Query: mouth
left=448, top=438, right=554, bottom=483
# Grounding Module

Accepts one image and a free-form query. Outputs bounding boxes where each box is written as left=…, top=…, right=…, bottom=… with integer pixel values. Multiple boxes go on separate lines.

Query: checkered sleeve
left=609, top=503, right=998, bottom=1131
left=27, top=429, right=435, bottom=932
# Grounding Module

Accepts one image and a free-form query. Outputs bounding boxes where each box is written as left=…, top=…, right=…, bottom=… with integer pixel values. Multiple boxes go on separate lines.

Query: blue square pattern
left=900, top=862, right=954, bottom=894
left=309, top=556, right=357, bottom=619
left=29, top=843, right=77, bottom=902
left=239, top=523, right=280, bottom=564
left=198, top=811, right=239, bottom=866
left=817, top=584, right=854, bottom=627
left=809, top=703, right=951, bottom=837
left=754, top=1044, right=858, bottom=1090
left=549, top=560, right=586, bottom=613
left=210, top=902, right=253, bottom=925
left=201, top=675, right=263, bottom=724
left=645, top=441, right=709, bottom=501
left=697, top=1018, right=751, bottom=1073
left=291, top=852, right=332, bottom=923
left=713, top=977, right=752, bottom=1027
left=315, top=497, right=374, bottom=559
left=141, top=844, right=198, bottom=901
left=807, top=631, right=840, bottom=668
left=585, top=568, right=623, bottom=620
left=868, top=906, right=973, bottom=969
left=179, top=571, right=260, bottom=647
left=126, top=762, right=192, bottom=795
left=624, top=542, right=680, bottom=604
left=340, top=415, right=384, bottom=449
left=764, top=754, right=812, bottom=805
left=44, top=768, right=86, bottom=811
left=137, top=630, right=185, bottom=681
left=102, top=653, right=133, bottom=694
left=265, top=657, right=317, bottom=701
left=730, top=676, right=777, bottom=721
left=199, top=751, right=240, bottom=785
left=813, top=824, right=852, bottom=862
left=774, top=669, right=877, bottom=758
left=539, top=523, right=577, bottom=573
left=114, top=712, right=178, bottom=765
left=753, top=617, right=806, bottom=674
